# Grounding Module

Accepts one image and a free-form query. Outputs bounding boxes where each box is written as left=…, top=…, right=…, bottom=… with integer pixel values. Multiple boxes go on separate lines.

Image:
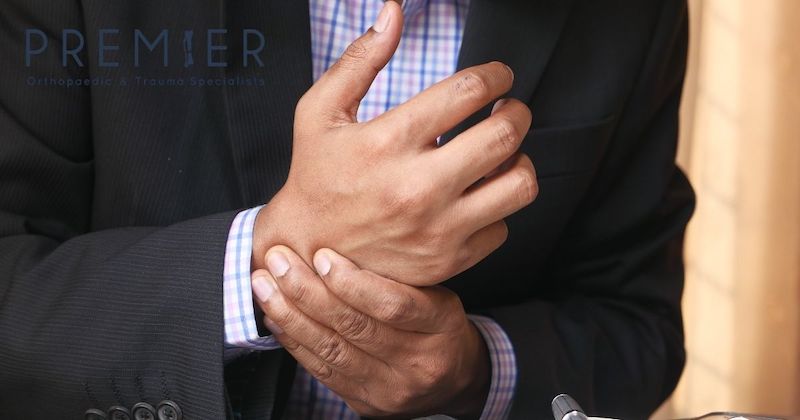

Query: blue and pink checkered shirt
left=223, top=1, right=517, bottom=418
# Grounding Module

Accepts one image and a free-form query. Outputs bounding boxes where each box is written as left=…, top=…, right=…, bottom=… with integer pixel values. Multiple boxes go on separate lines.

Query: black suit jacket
left=0, top=0, right=694, bottom=418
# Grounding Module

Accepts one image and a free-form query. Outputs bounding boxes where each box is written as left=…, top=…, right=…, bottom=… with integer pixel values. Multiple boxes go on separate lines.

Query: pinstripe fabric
left=0, top=1, right=308, bottom=417
left=223, top=3, right=517, bottom=418
left=0, top=211, right=238, bottom=418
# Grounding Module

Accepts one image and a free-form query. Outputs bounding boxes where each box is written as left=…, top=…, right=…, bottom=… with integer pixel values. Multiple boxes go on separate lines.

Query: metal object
left=552, top=394, right=590, bottom=420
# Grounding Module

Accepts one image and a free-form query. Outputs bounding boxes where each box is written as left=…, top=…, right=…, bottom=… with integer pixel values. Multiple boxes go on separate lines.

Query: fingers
left=431, top=98, right=532, bottom=192
left=462, top=220, right=509, bottom=270
left=373, top=61, right=514, bottom=147
left=262, top=323, right=344, bottom=389
left=313, top=249, right=460, bottom=333
left=262, top=246, right=396, bottom=352
left=300, top=1, right=403, bottom=127
left=261, top=319, right=373, bottom=410
left=251, top=267, right=385, bottom=384
left=457, top=153, right=538, bottom=233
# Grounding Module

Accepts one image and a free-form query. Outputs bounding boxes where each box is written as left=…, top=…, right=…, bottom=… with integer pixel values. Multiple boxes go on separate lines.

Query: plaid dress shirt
left=223, top=1, right=517, bottom=418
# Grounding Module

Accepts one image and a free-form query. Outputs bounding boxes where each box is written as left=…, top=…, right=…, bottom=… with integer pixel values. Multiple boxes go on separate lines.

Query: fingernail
left=252, top=276, right=275, bottom=303
left=374, top=3, right=391, bottom=33
left=267, top=252, right=291, bottom=278
left=313, top=252, right=332, bottom=276
left=264, top=317, right=284, bottom=335
left=492, top=98, right=509, bottom=114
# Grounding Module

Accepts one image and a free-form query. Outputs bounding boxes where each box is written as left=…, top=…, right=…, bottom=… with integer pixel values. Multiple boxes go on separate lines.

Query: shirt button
left=156, top=400, right=182, bottom=420
left=108, top=406, right=132, bottom=420
left=84, top=408, right=107, bottom=420
left=132, top=402, right=157, bottom=420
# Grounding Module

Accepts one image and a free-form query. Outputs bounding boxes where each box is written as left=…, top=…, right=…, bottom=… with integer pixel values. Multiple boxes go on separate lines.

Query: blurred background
left=653, top=0, right=800, bottom=418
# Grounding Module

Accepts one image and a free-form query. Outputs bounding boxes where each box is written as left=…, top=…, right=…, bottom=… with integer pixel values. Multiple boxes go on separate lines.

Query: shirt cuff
left=223, top=206, right=281, bottom=351
left=468, top=314, right=517, bottom=420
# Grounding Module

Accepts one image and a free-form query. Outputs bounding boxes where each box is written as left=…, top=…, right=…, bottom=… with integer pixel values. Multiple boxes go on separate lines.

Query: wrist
left=252, top=194, right=287, bottom=272
left=252, top=189, right=318, bottom=272
left=443, top=321, right=492, bottom=419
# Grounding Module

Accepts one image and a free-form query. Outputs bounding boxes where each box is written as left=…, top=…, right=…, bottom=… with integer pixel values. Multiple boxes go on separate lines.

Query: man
left=0, top=0, right=694, bottom=419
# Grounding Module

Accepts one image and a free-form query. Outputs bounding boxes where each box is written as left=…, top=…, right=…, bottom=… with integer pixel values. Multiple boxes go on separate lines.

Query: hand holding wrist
left=250, top=0, right=537, bottom=286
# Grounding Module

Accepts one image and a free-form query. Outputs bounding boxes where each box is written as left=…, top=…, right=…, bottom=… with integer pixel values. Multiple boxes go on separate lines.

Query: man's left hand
left=251, top=246, right=491, bottom=419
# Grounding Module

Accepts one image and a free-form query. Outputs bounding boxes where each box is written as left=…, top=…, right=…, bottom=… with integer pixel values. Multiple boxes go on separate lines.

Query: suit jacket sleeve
left=485, top=3, right=695, bottom=419
left=0, top=1, right=281, bottom=418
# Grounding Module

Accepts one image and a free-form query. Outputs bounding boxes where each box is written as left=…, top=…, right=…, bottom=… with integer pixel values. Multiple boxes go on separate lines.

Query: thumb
left=303, top=1, right=403, bottom=126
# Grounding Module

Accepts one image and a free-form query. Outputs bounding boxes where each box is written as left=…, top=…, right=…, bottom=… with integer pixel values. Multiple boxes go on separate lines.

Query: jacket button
left=132, top=402, right=156, bottom=420
left=108, top=406, right=132, bottom=420
left=156, top=400, right=182, bottom=420
left=84, top=409, right=106, bottom=420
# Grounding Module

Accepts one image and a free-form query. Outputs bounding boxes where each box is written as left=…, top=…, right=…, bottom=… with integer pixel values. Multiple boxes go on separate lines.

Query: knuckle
left=284, top=273, right=309, bottom=302
left=342, top=39, right=369, bottom=62
left=326, top=264, right=353, bottom=291
left=514, top=166, right=538, bottom=204
left=378, top=294, right=415, bottom=324
left=317, top=335, right=351, bottom=368
left=310, top=360, right=334, bottom=381
left=493, top=116, right=521, bottom=154
left=359, top=127, right=395, bottom=157
left=420, top=362, right=448, bottom=390
left=281, top=336, right=300, bottom=352
left=336, top=312, right=376, bottom=342
left=454, top=70, right=491, bottom=102
left=281, top=338, right=301, bottom=352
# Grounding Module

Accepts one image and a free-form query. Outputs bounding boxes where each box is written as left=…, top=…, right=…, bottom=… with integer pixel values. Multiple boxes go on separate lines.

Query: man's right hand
left=254, top=1, right=537, bottom=286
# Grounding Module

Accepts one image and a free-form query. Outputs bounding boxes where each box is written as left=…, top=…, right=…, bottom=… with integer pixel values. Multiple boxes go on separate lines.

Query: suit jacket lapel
left=221, top=1, right=313, bottom=207
left=443, top=0, right=576, bottom=142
